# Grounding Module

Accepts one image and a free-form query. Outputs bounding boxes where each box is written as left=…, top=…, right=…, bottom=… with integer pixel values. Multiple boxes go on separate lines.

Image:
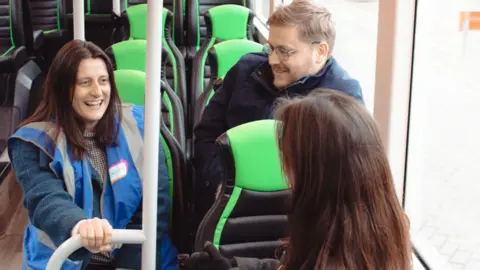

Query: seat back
left=187, top=0, right=252, bottom=49
left=0, top=0, right=13, bottom=55
left=65, top=0, right=111, bottom=15
left=160, top=121, right=189, bottom=253
left=113, top=69, right=185, bottom=149
left=195, top=120, right=289, bottom=259
left=190, top=4, right=253, bottom=102
left=107, top=40, right=147, bottom=72
left=0, top=0, right=27, bottom=55
left=194, top=39, right=262, bottom=124
left=120, top=1, right=184, bottom=46
left=89, top=0, right=112, bottom=15
left=29, top=0, right=66, bottom=33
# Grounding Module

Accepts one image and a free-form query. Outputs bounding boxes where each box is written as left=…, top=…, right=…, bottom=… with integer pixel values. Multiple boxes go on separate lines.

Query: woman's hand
left=71, top=218, right=113, bottom=253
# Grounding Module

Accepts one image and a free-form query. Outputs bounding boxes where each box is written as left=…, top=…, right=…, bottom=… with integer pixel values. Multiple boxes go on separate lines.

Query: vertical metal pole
left=142, top=0, right=163, bottom=268
left=113, top=0, right=121, bottom=16
left=73, top=0, right=85, bottom=40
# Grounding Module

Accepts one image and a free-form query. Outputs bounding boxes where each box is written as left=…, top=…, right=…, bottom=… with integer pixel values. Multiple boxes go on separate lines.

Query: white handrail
left=45, top=229, right=146, bottom=270
left=73, top=0, right=85, bottom=40
left=113, top=0, right=121, bottom=16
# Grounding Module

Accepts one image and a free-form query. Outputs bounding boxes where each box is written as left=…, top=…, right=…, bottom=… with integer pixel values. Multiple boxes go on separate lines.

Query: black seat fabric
left=0, top=0, right=28, bottom=76
left=195, top=120, right=289, bottom=259
left=0, top=0, right=27, bottom=61
left=30, top=0, right=66, bottom=33
left=160, top=121, right=190, bottom=253
left=0, top=1, right=43, bottom=165
left=65, top=0, right=111, bottom=14
left=29, top=0, right=66, bottom=59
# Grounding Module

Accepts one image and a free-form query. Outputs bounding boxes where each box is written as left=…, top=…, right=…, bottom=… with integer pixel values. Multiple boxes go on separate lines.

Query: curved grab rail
left=46, top=229, right=146, bottom=270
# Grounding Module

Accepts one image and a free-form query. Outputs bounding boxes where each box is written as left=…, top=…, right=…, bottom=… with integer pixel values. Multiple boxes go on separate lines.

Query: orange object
left=460, top=11, right=480, bottom=31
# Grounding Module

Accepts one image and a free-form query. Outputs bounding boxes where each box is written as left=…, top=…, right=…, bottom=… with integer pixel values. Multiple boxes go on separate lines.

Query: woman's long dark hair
left=275, top=89, right=411, bottom=270
left=19, top=40, right=122, bottom=160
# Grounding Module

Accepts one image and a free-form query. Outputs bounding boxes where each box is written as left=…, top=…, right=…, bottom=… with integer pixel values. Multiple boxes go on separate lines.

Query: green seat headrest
left=224, top=120, right=288, bottom=192
left=111, top=40, right=147, bottom=72
left=211, top=39, right=263, bottom=78
left=126, top=4, right=171, bottom=42
left=114, top=69, right=146, bottom=105
left=207, top=4, right=251, bottom=40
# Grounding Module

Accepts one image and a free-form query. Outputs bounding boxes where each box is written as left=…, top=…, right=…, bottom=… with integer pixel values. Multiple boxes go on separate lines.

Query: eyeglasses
left=262, top=43, right=296, bottom=62
left=263, top=41, right=323, bottom=62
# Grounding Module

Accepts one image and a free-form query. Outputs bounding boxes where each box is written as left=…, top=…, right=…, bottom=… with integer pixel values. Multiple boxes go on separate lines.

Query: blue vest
left=9, top=104, right=173, bottom=270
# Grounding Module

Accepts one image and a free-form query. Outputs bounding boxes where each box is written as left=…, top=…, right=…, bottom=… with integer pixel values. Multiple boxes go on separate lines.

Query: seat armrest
left=0, top=46, right=27, bottom=73
left=12, top=46, right=28, bottom=70
left=33, top=30, right=45, bottom=51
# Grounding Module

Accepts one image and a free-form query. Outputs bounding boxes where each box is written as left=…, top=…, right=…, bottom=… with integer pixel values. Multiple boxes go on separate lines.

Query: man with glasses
left=193, top=0, right=364, bottom=222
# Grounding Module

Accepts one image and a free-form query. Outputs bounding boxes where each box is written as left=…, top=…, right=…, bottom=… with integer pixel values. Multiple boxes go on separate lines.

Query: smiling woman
left=6, top=40, right=179, bottom=270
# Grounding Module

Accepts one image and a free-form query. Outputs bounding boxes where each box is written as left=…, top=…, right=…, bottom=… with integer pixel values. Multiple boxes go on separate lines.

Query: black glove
left=183, top=242, right=236, bottom=270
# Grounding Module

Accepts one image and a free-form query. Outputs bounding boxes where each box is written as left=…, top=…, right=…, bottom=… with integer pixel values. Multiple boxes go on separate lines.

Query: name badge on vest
left=109, top=160, right=128, bottom=184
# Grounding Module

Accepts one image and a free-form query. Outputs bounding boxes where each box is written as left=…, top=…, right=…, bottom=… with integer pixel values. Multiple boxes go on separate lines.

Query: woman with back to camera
left=185, top=88, right=412, bottom=270
left=7, top=40, right=178, bottom=270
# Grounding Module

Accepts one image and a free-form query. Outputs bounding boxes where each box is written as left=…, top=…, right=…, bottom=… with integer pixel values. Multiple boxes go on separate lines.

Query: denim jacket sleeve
left=8, top=138, right=90, bottom=261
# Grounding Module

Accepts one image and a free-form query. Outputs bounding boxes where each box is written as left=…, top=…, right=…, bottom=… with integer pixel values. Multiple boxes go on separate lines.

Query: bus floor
left=0, top=172, right=27, bottom=269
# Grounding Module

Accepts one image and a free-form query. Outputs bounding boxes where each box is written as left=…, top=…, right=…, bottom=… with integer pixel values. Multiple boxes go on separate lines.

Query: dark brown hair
left=20, top=40, right=122, bottom=160
left=275, top=88, right=411, bottom=270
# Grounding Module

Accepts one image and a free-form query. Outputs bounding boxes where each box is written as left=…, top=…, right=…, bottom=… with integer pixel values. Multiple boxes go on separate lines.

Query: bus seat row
left=59, top=0, right=250, bottom=51
left=0, top=0, right=43, bottom=173
left=114, top=69, right=190, bottom=251
left=110, top=7, right=188, bottom=112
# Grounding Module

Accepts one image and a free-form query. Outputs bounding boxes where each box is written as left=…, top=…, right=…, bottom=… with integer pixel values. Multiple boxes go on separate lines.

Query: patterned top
left=84, top=130, right=113, bottom=265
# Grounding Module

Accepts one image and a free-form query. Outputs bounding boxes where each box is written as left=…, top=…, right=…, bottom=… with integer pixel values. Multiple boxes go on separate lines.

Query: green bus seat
left=111, top=8, right=188, bottom=113
left=113, top=69, right=185, bottom=150
left=193, top=39, right=262, bottom=125
left=186, top=0, right=252, bottom=51
left=190, top=4, right=254, bottom=103
left=194, top=119, right=289, bottom=259
left=119, top=0, right=185, bottom=47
